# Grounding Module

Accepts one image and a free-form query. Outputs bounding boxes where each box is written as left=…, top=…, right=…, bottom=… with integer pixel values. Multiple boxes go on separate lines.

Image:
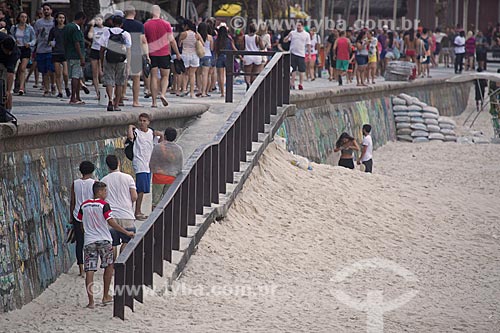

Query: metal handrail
left=113, top=51, right=290, bottom=319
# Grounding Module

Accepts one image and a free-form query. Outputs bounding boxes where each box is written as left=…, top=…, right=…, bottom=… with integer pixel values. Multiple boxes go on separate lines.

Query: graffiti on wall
left=0, top=138, right=130, bottom=312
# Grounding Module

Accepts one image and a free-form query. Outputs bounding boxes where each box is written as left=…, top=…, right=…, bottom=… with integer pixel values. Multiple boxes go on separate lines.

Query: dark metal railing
left=113, top=51, right=290, bottom=319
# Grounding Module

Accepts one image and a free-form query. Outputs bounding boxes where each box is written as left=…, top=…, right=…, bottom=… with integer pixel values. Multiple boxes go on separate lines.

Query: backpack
left=106, top=30, right=127, bottom=63
left=124, top=128, right=155, bottom=161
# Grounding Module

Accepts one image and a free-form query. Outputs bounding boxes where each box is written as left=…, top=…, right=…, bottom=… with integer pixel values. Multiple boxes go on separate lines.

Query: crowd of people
left=1, top=3, right=500, bottom=112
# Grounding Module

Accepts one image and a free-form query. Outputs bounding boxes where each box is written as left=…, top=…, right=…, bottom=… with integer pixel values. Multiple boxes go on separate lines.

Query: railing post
left=113, top=263, right=125, bottom=319
left=196, top=158, right=204, bottom=214
left=227, top=126, right=236, bottom=179
left=283, top=53, right=291, bottom=104
left=125, top=256, right=134, bottom=310
left=264, top=76, right=271, bottom=124
left=133, top=241, right=144, bottom=303
left=188, top=168, right=196, bottom=226
left=219, top=136, right=227, bottom=194
left=172, top=191, right=181, bottom=250
left=180, top=179, right=189, bottom=237
left=211, top=145, right=219, bottom=204
left=277, top=56, right=284, bottom=106
left=225, top=51, right=234, bottom=103
left=144, top=229, right=154, bottom=288
left=163, top=203, right=173, bottom=262
left=271, top=66, right=278, bottom=114
left=203, top=147, right=212, bottom=206
left=258, top=86, right=265, bottom=133
left=153, top=212, right=164, bottom=276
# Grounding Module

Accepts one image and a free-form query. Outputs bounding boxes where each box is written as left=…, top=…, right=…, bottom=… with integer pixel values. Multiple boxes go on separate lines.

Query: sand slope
left=1, top=99, right=500, bottom=332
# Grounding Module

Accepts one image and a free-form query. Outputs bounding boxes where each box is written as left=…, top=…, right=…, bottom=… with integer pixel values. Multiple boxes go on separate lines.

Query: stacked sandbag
left=438, top=116, right=457, bottom=142
left=392, top=94, right=454, bottom=143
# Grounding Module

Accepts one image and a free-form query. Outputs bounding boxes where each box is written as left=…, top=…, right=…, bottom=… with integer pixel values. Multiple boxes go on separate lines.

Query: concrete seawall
left=0, top=105, right=207, bottom=312
left=282, top=80, right=471, bottom=164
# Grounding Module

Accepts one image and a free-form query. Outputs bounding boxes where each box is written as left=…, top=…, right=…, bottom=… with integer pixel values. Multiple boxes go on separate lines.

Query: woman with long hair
left=11, top=12, right=35, bottom=95
left=367, top=30, right=378, bottom=84
left=355, top=30, right=369, bottom=86
left=197, top=22, right=213, bottom=97
left=214, top=25, right=238, bottom=98
left=334, top=132, right=360, bottom=169
left=26, top=8, right=43, bottom=89
left=87, top=15, right=107, bottom=99
left=179, top=19, right=202, bottom=98
left=48, top=12, right=70, bottom=98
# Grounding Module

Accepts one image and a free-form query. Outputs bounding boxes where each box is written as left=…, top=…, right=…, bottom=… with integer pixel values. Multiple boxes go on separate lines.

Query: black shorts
left=476, top=51, right=487, bottom=62
left=150, top=55, right=171, bottom=69
left=291, top=54, right=306, bottom=73
left=20, top=46, right=31, bottom=59
left=339, top=158, right=355, bottom=169
left=52, top=54, right=66, bottom=63
left=89, top=48, right=100, bottom=60
left=362, top=159, right=373, bottom=173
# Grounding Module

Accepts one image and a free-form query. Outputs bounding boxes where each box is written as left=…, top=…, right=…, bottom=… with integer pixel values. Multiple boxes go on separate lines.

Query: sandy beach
left=1, top=93, right=500, bottom=332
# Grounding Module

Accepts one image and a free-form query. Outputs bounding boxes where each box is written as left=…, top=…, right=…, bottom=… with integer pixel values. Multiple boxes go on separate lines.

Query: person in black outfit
left=0, top=32, right=20, bottom=109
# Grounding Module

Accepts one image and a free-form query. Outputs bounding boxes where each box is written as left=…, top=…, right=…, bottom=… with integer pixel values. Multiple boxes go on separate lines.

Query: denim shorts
left=200, top=56, right=212, bottom=67
left=215, top=55, right=226, bottom=68
left=111, top=226, right=136, bottom=246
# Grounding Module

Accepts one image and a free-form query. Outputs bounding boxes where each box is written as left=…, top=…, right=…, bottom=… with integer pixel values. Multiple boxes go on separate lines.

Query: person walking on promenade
left=333, top=30, right=351, bottom=86
left=367, top=30, right=379, bottom=84
left=63, top=11, right=86, bottom=105
left=355, top=30, right=369, bottom=86
left=49, top=12, right=70, bottom=98
left=99, top=14, right=131, bottom=111
left=243, top=23, right=264, bottom=90
left=150, top=127, right=184, bottom=209
left=69, top=161, right=96, bottom=277
left=420, top=28, right=432, bottom=78
left=324, top=28, right=338, bottom=81
left=179, top=19, right=201, bottom=98
left=454, top=30, right=466, bottom=74
left=128, top=113, right=164, bottom=220
left=334, top=132, right=359, bottom=169
left=101, top=155, right=137, bottom=258
left=123, top=5, right=149, bottom=107
left=433, top=28, right=446, bottom=66
left=144, top=5, right=181, bottom=107
left=284, top=21, right=311, bottom=90
left=87, top=15, right=107, bottom=100
left=76, top=181, right=134, bottom=309
left=357, top=124, right=373, bottom=173
left=465, top=31, right=476, bottom=71
left=404, top=28, right=418, bottom=65
left=476, top=31, right=488, bottom=71
left=11, top=12, right=35, bottom=96
left=34, top=3, right=56, bottom=97
left=306, top=27, right=319, bottom=81
left=197, top=22, right=214, bottom=97
left=214, top=25, right=237, bottom=98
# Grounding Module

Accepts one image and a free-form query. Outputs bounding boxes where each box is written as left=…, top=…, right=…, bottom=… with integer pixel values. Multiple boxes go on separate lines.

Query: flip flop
left=101, top=300, right=113, bottom=306
left=135, top=213, right=148, bottom=220
left=159, top=96, right=169, bottom=107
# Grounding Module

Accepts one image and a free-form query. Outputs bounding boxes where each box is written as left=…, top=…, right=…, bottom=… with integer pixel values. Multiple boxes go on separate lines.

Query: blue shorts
left=136, top=172, right=151, bottom=193
left=200, top=56, right=212, bottom=67
left=215, top=55, right=226, bottom=68
left=36, top=53, right=55, bottom=74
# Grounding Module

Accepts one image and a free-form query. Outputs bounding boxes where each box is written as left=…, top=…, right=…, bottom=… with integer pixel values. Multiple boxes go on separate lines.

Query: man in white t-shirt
left=284, top=21, right=311, bottom=90
left=357, top=124, right=373, bottom=173
left=453, top=30, right=465, bottom=74
left=101, top=154, right=137, bottom=257
left=127, top=113, right=164, bottom=220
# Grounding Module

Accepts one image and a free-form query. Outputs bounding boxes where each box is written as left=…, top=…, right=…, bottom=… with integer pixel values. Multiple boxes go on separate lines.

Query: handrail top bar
left=115, top=51, right=290, bottom=265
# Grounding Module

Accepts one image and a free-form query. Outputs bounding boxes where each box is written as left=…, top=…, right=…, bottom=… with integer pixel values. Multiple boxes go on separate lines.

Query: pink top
left=144, top=18, right=173, bottom=56
left=465, top=37, right=476, bottom=54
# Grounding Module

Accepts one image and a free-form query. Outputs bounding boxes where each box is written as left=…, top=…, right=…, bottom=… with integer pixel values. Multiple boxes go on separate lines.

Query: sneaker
left=298, top=84, right=303, bottom=90
left=56, top=93, right=63, bottom=98
left=18, top=90, right=24, bottom=96
left=107, top=103, right=114, bottom=111
left=65, top=88, right=71, bottom=98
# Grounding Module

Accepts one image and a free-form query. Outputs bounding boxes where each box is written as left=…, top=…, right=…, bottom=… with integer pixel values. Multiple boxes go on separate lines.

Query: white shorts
left=182, top=53, right=199, bottom=68
left=243, top=55, right=262, bottom=66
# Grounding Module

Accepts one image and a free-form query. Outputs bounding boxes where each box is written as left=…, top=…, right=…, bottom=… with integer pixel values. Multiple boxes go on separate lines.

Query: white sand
left=2, top=94, right=500, bottom=332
